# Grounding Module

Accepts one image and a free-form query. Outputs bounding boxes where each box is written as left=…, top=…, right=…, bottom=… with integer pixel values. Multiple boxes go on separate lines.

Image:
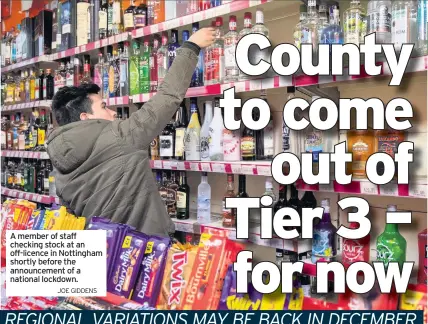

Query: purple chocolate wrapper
left=87, top=221, right=128, bottom=281
left=218, top=265, right=261, bottom=310
left=108, top=231, right=148, bottom=299
left=131, top=236, right=170, bottom=307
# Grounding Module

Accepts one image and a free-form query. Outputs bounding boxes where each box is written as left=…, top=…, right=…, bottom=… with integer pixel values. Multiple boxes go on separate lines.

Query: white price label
left=241, top=164, right=255, bottom=175
left=380, top=183, right=398, bottom=196
left=177, top=162, right=186, bottom=170
left=80, top=45, right=86, bottom=53
left=18, top=192, right=24, bottom=199
left=163, top=161, right=172, bottom=169
left=360, top=182, right=378, bottom=195
left=227, top=229, right=237, bottom=241
left=169, top=161, right=178, bottom=169
left=183, top=15, right=193, bottom=26
left=116, top=97, right=123, bottom=105
left=201, top=163, right=211, bottom=172
left=153, top=160, right=163, bottom=169
left=234, top=81, right=246, bottom=93
left=231, top=164, right=242, bottom=174
left=36, top=195, right=43, bottom=203
left=212, top=163, right=225, bottom=173
left=319, top=182, right=334, bottom=192
left=94, top=41, right=100, bottom=49
left=174, top=221, right=194, bottom=233
left=214, top=3, right=231, bottom=16
left=150, top=24, right=159, bottom=34
left=249, top=80, right=262, bottom=91
left=256, top=166, right=271, bottom=176
left=409, top=184, right=427, bottom=198
left=194, top=12, right=203, bottom=22
left=24, top=194, right=30, bottom=200
left=269, top=238, right=284, bottom=250
left=190, top=162, right=200, bottom=171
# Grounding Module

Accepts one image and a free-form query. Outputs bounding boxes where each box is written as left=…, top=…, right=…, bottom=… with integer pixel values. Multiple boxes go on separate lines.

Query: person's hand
left=188, top=27, right=216, bottom=48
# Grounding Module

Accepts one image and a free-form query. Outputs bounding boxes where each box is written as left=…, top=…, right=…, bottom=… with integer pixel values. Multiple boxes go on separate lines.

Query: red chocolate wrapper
left=132, top=236, right=170, bottom=307
left=108, top=231, right=148, bottom=299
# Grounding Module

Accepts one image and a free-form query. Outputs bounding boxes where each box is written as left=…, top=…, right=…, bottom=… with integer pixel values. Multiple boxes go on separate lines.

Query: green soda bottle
left=376, top=205, right=407, bottom=266
left=139, top=37, right=150, bottom=94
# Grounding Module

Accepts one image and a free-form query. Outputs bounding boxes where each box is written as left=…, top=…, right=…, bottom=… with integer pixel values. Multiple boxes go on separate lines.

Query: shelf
left=131, top=0, right=271, bottom=39
left=1, top=150, right=50, bottom=159
left=50, top=33, right=130, bottom=61
left=1, top=55, right=52, bottom=73
left=132, top=55, right=428, bottom=102
left=2, top=100, right=52, bottom=112
left=1, top=187, right=59, bottom=205
left=295, top=178, right=427, bottom=199
left=150, top=159, right=272, bottom=175
left=173, top=217, right=311, bottom=253
left=103, top=96, right=130, bottom=106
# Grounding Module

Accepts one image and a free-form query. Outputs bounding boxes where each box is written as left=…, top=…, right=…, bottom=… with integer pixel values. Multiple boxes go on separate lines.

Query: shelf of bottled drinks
left=0, top=187, right=60, bottom=205
left=1, top=150, right=50, bottom=159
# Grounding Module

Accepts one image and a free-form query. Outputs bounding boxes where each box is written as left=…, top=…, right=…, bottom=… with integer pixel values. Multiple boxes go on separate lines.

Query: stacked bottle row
left=2, top=69, right=54, bottom=105
left=150, top=96, right=274, bottom=162
left=294, top=0, right=428, bottom=54
left=1, top=110, right=52, bottom=152
left=0, top=0, right=230, bottom=65
left=1, top=158, right=55, bottom=197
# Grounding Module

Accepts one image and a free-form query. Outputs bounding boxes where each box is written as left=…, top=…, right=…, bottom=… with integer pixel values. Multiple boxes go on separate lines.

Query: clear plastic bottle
left=197, top=172, right=211, bottom=224
left=417, top=0, right=428, bottom=54
left=301, top=0, right=319, bottom=46
left=392, top=0, right=417, bottom=50
left=200, top=101, right=213, bottom=161
left=367, top=0, right=392, bottom=44
left=293, top=5, right=308, bottom=50
left=343, top=0, right=367, bottom=45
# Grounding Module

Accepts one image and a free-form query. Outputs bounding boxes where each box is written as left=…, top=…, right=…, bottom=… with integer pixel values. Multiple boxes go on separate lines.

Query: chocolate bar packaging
left=132, top=236, right=170, bottom=307
left=108, top=231, right=148, bottom=298
left=34, top=10, right=53, bottom=56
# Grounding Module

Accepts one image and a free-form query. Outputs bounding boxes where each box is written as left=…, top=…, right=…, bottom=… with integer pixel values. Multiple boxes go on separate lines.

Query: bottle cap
left=229, top=15, right=237, bottom=23
left=312, top=96, right=321, bottom=102
left=202, top=172, right=208, bottom=176
left=321, top=198, right=330, bottom=207
left=387, top=205, right=397, bottom=212
left=244, top=12, right=252, bottom=19
left=255, top=10, right=264, bottom=24
left=216, top=17, right=223, bottom=27
left=182, top=30, right=190, bottom=41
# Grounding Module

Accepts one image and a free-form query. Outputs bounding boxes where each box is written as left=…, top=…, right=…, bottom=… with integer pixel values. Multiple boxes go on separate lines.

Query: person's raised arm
left=114, top=28, right=215, bottom=149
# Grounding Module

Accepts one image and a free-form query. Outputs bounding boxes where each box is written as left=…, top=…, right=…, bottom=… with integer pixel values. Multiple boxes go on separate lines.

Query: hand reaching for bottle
left=188, top=27, right=216, bottom=48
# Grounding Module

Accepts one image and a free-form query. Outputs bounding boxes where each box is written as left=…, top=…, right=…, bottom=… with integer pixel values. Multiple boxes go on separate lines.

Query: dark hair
left=51, top=84, right=100, bottom=126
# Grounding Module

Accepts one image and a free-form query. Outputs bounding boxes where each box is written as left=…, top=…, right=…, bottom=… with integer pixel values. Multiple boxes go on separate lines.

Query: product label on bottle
left=184, top=129, right=201, bottom=161
left=44, top=178, right=49, bottom=190
left=211, top=47, right=224, bottom=83
left=38, top=129, right=45, bottom=146
left=108, top=65, right=115, bottom=95
left=120, top=61, right=127, bottom=85
left=135, top=14, right=147, bottom=27
left=166, top=186, right=177, bottom=207
left=222, top=200, right=235, bottom=226
left=282, top=122, right=290, bottom=152
left=376, top=242, right=399, bottom=266
left=241, top=136, right=255, bottom=158
left=159, top=135, right=174, bottom=157
left=224, top=43, right=237, bottom=69
left=66, top=71, right=74, bottom=87
left=223, top=129, right=240, bottom=161
left=208, top=127, right=223, bottom=161
left=200, top=135, right=210, bottom=160
left=113, top=1, right=121, bottom=24
left=305, top=130, right=322, bottom=162
left=107, top=6, right=113, bottom=30
left=18, top=134, right=25, bottom=150
left=392, top=8, right=410, bottom=46
left=150, top=137, right=159, bottom=158
left=129, top=59, right=139, bottom=95
left=139, top=56, right=150, bottom=92
left=377, top=134, right=403, bottom=156
left=35, top=80, right=39, bottom=100
left=197, top=197, right=211, bottom=222
left=159, top=189, right=168, bottom=205
left=16, top=172, right=22, bottom=187
left=94, top=69, right=102, bottom=88
left=312, top=229, right=333, bottom=262
left=99, top=10, right=108, bottom=30
left=176, top=192, right=187, bottom=209
left=345, top=12, right=365, bottom=45
left=174, top=128, right=186, bottom=158
left=263, top=121, right=274, bottom=157
left=301, top=28, right=314, bottom=44
left=76, top=2, right=90, bottom=46
left=1, top=131, right=5, bottom=147
left=343, top=239, right=366, bottom=265
left=124, top=13, right=134, bottom=29
left=351, top=140, right=370, bottom=174
left=418, top=2, right=428, bottom=41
